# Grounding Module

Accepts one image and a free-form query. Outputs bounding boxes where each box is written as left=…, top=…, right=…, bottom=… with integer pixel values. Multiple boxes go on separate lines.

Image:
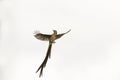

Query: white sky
left=0, top=0, right=120, bottom=80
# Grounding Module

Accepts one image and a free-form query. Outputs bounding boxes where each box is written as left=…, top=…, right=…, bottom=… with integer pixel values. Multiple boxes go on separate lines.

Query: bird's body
left=50, top=33, right=57, bottom=43
left=34, top=29, right=71, bottom=77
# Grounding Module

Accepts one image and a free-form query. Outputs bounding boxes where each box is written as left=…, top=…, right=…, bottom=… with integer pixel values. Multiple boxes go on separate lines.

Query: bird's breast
left=51, top=34, right=57, bottom=40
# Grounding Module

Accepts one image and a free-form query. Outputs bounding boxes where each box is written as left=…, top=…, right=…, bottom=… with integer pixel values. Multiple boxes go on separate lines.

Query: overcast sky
left=0, top=0, right=120, bottom=80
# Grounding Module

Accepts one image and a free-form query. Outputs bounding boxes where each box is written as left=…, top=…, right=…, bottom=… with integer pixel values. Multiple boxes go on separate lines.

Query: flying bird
left=34, top=29, right=71, bottom=77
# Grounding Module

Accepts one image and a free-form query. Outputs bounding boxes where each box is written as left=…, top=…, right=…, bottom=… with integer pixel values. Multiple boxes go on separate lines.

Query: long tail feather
left=36, top=43, right=52, bottom=77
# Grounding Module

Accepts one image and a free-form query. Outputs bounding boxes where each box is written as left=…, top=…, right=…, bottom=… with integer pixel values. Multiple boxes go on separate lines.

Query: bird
left=34, top=29, right=71, bottom=77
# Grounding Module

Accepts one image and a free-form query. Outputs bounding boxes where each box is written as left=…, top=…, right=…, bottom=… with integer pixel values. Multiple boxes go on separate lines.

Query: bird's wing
left=34, top=32, right=51, bottom=41
left=56, top=29, right=71, bottom=39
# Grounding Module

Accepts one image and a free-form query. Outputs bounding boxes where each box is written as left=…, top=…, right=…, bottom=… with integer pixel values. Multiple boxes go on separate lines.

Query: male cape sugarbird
left=34, top=29, right=71, bottom=77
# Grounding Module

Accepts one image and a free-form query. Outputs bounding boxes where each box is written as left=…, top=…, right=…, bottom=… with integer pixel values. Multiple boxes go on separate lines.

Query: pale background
left=0, top=0, right=120, bottom=80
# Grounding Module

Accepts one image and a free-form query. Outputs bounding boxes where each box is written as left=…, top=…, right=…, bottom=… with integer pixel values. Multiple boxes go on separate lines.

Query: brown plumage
left=34, top=29, right=71, bottom=77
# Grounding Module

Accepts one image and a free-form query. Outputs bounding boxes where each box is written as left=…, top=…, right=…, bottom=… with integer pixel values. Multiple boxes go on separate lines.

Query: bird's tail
left=36, top=43, right=52, bottom=77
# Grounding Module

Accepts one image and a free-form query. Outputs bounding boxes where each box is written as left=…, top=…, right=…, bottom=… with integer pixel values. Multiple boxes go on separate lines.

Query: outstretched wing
left=34, top=32, right=51, bottom=41
left=56, top=29, right=71, bottom=39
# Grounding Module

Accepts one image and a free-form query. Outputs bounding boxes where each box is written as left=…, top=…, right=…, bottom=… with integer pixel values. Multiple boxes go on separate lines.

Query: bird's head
left=53, top=30, right=57, bottom=34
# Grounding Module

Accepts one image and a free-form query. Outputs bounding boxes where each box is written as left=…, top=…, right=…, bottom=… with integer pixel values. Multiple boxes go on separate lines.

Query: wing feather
left=34, top=33, right=51, bottom=41
left=56, top=29, right=71, bottom=39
